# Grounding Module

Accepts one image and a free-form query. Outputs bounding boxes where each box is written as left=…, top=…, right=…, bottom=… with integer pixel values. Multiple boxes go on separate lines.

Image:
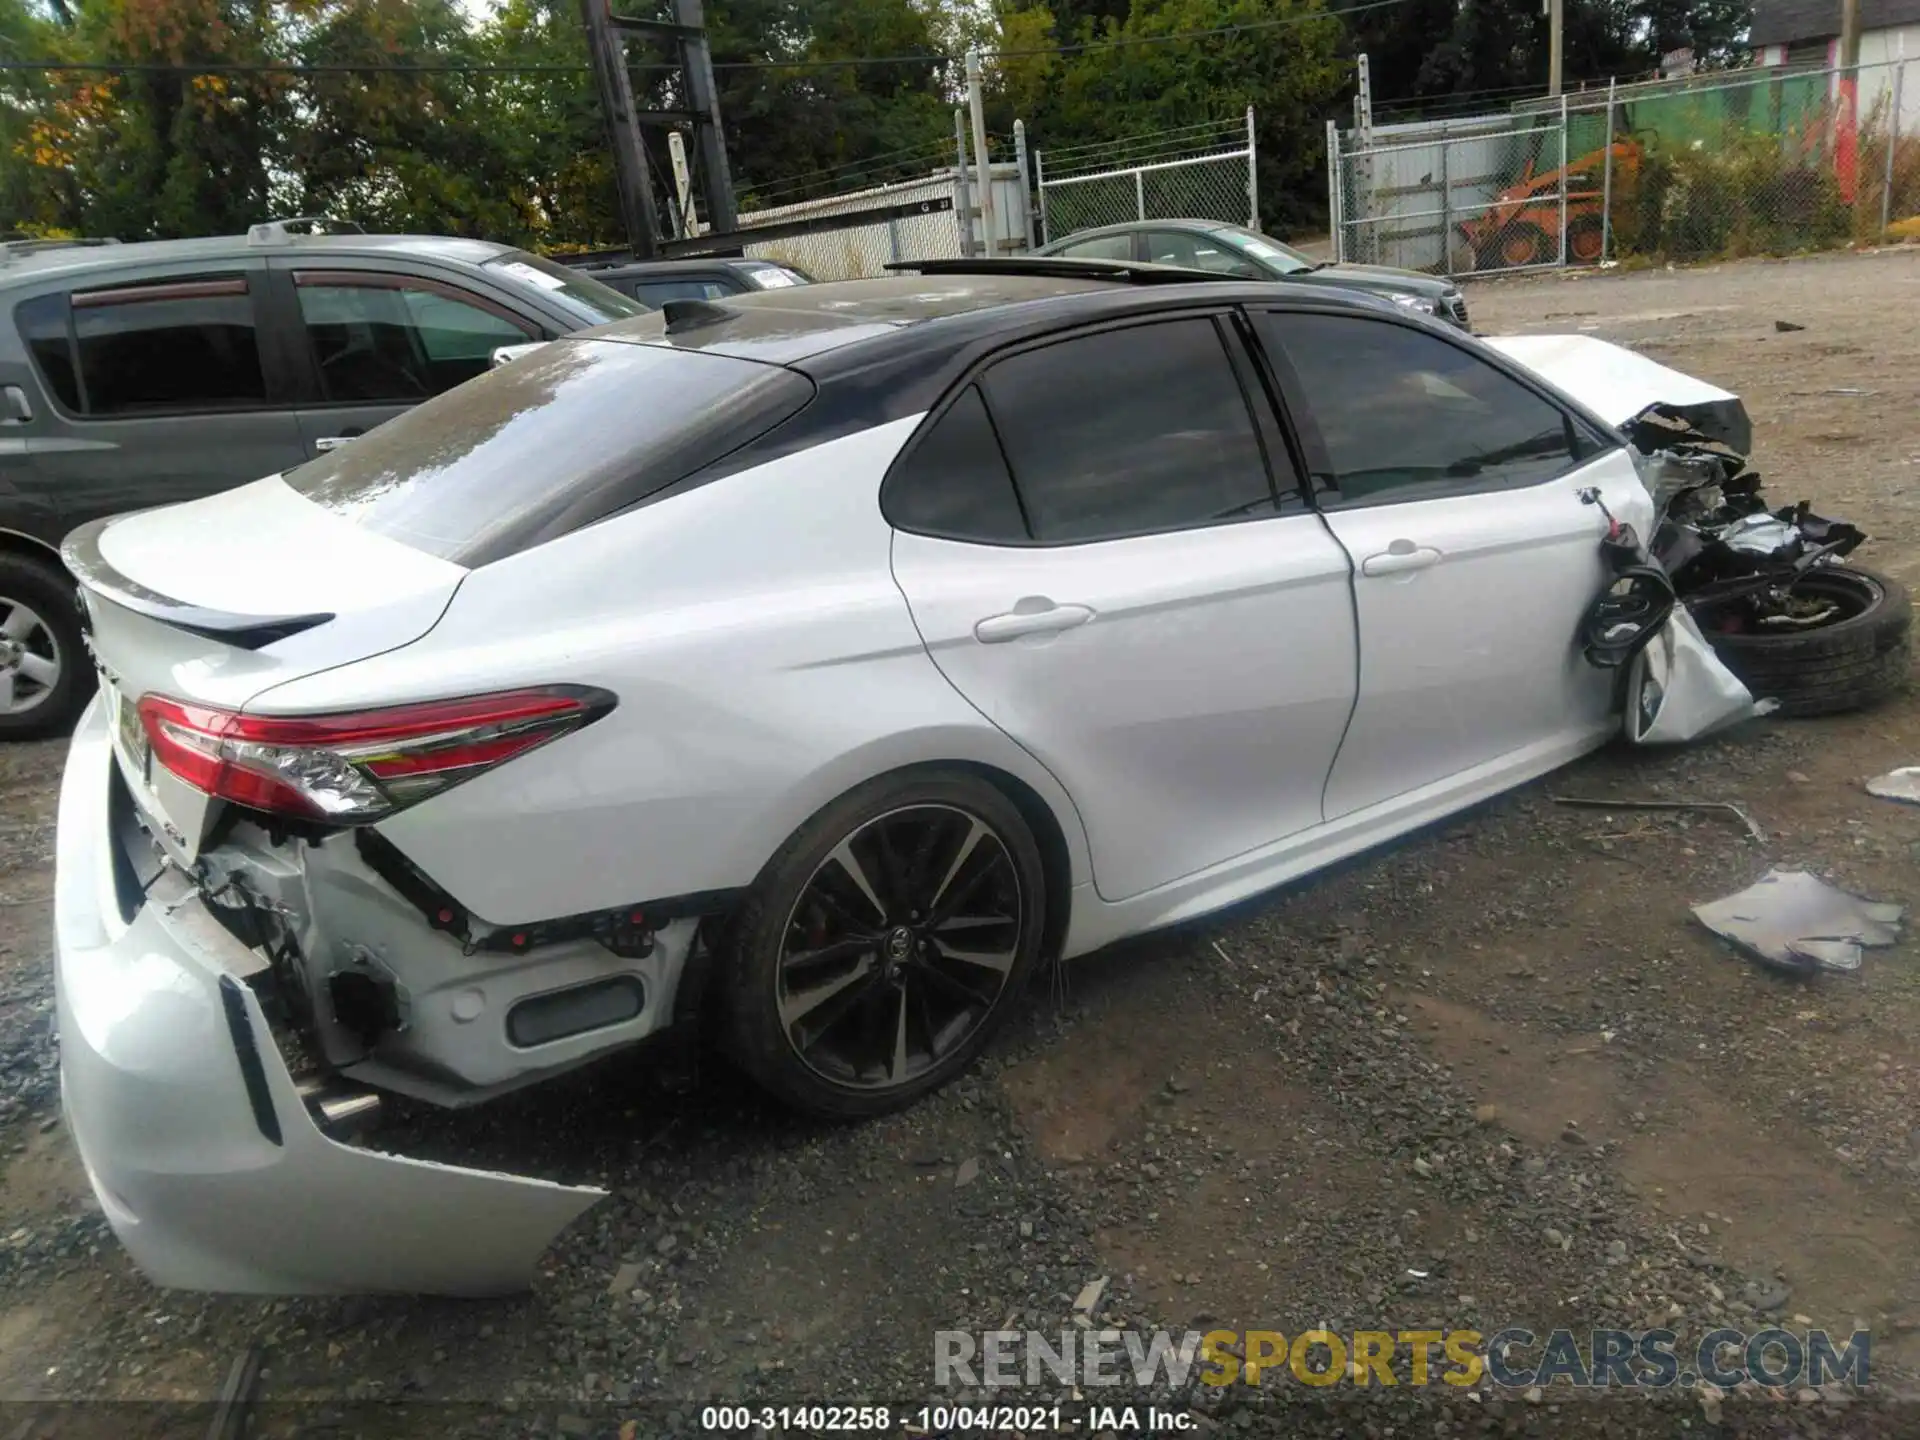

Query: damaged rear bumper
left=54, top=699, right=604, bottom=1296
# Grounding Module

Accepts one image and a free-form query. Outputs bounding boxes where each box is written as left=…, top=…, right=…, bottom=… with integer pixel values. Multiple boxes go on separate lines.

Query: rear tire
left=0, top=552, right=92, bottom=742
left=1696, top=565, right=1911, bottom=717
left=721, top=770, right=1047, bottom=1119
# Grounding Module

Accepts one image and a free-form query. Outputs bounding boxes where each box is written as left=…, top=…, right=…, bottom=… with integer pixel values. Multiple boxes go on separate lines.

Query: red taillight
left=137, top=687, right=613, bottom=823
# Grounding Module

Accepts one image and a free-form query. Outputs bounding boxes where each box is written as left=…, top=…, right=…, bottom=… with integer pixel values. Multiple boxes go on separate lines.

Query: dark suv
left=0, top=224, right=645, bottom=739
left=570, top=256, right=812, bottom=307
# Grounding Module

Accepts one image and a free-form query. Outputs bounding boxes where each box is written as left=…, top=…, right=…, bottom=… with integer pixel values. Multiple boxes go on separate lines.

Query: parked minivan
left=0, top=223, right=645, bottom=740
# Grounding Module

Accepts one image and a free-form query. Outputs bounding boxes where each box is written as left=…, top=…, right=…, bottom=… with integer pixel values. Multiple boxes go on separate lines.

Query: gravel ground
left=4, top=249, right=1920, bottom=1439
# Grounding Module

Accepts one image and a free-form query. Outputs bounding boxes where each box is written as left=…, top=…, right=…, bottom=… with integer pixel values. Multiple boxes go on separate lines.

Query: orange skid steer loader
left=1458, top=137, right=1643, bottom=269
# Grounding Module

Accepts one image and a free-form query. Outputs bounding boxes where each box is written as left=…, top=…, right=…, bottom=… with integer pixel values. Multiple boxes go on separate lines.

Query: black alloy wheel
left=724, top=773, right=1046, bottom=1117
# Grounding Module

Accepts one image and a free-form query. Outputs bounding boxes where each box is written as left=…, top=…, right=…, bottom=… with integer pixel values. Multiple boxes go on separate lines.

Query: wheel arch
left=743, top=753, right=1083, bottom=966
left=0, top=526, right=66, bottom=569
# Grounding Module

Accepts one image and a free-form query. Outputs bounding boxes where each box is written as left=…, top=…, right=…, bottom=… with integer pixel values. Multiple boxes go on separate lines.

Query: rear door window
left=64, top=276, right=266, bottom=415
left=883, top=385, right=1028, bottom=543
left=15, top=293, right=80, bottom=411
left=980, top=316, right=1281, bottom=543
left=294, top=274, right=535, bottom=403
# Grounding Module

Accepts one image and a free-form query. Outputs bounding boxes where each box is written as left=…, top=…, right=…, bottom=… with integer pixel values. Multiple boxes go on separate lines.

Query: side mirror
left=490, top=342, right=548, bottom=370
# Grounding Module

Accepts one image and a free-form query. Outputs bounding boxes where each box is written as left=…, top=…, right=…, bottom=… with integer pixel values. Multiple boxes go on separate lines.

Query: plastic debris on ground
left=1865, top=767, right=1920, bottom=805
left=1692, top=869, right=1904, bottom=975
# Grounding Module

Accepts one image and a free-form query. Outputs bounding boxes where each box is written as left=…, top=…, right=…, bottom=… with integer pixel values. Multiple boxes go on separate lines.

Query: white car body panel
left=1316, top=451, right=1651, bottom=818
left=55, top=706, right=603, bottom=1296
left=253, top=417, right=1096, bottom=924
left=72, top=477, right=467, bottom=861
left=51, top=311, right=1726, bottom=1298
left=891, top=513, right=1357, bottom=901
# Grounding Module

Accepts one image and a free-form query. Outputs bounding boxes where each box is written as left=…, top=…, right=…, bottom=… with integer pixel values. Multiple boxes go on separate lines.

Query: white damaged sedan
left=53, top=261, right=1746, bottom=1295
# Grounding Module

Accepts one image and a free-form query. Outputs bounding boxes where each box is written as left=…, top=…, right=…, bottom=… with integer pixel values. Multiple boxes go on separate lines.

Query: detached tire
left=0, top=552, right=92, bottom=742
left=722, top=769, right=1046, bottom=1119
left=1697, top=565, right=1911, bottom=718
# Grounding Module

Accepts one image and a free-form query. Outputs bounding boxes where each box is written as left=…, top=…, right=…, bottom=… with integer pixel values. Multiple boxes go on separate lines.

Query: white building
left=1750, top=0, right=1920, bottom=130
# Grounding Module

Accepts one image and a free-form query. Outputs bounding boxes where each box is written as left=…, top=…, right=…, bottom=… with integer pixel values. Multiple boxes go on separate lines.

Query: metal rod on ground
left=1550, top=796, right=1766, bottom=845
left=205, top=1347, right=262, bottom=1440
left=1884, top=57, right=1906, bottom=235
left=953, top=110, right=975, bottom=257
left=966, top=49, right=996, bottom=255
left=1013, top=119, right=1035, bottom=250
left=1600, top=77, right=1616, bottom=262
left=1558, top=90, right=1570, bottom=267
left=1245, top=104, right=1259, bottom=228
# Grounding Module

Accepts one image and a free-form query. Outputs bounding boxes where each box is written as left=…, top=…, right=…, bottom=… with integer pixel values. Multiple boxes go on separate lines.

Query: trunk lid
left=63, top=475, right=467, bottom=860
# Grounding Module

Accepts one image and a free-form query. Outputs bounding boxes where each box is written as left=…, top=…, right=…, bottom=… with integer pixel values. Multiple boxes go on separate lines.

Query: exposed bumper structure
left=54, top=700, right=604, bottom=1296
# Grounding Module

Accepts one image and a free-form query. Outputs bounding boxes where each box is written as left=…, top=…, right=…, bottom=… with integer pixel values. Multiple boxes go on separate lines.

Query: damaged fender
left=1624, top=606, right=1779, bottom=745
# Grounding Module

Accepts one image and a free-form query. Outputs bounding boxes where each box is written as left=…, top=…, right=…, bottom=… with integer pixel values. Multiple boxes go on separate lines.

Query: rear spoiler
left=61, top=514, right=335, bottom=651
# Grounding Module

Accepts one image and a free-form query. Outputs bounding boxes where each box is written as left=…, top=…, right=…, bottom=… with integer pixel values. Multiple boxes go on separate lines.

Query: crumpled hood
left=1482, top=333, right=1752, bottom=454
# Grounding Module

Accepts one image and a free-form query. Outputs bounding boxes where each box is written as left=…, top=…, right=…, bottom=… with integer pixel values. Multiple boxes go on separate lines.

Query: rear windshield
left=282, top=337, right=813, bottom=565
left=481, top=251, right=647, bottom=326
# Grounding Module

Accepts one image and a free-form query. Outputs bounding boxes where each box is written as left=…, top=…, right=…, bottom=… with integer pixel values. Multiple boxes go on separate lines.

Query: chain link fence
left=1036, top=113, right=1257, bottom=244
left=1332, top=58, right=1920, bottom=278
left=712, top=131, right=1033, bottom=281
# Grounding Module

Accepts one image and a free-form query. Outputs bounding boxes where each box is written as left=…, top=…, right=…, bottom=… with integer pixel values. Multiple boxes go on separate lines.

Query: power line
left=0, top=0, right=1411, bottom=79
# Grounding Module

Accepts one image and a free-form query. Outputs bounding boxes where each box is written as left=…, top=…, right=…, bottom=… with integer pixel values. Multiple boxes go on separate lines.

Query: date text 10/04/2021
left=698, top=1406, right=1188, bottom=1432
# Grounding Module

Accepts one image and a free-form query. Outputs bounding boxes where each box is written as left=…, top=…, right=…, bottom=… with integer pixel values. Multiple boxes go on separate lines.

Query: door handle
left=974, top=601, right=1095, bottom=644
left=1, top=385, right=31, bottom=423
left=1361, top=542, right=1442, bottom=577
left=313, top=428, right=365, bottom=454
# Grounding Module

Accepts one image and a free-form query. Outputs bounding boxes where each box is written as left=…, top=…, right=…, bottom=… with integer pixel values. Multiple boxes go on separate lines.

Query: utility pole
left=966, top=48, right=996, bottom=255
left=578, top=0, right=737, bottom=258
left=580, top=0, right=660, bottom=258
left=1546, top=0, right=1564, bottom=96
left=1839, top=0, right=1862, bottom=201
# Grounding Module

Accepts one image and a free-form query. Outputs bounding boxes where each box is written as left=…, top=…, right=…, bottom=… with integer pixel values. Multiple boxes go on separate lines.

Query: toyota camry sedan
left=55, top=257, right=1728, bottom=1295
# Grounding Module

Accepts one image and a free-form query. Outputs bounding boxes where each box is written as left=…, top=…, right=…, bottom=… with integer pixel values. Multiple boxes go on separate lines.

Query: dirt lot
left=6, top=249, right=1920, bottom=1437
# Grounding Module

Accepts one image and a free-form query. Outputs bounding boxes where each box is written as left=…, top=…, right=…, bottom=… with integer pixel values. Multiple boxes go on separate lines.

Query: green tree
left=1034, top=0, right=1348, bottom=229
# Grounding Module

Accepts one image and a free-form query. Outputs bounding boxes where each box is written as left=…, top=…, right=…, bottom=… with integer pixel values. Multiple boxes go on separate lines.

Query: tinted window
left=1055, top=233, right=1134, bottom=261
left=885, top=385, right=1027, bottom=542
left=626, top=277, right=742, bottom=307
left=982, top=318, right=1275, bottom=543
left=481, top=251, right=646, bottom=325
left=282, top=337, right=814, bottom=565
left=297, top=281, right=531, bottom=403
left=1144, top=231, right=1265, bottom=278
left=1258, top=313, right=1584, bottom=506
left=72, top=280, right=265, bottom=415
left=741, top=264, right=809, bottom=289
left=15, top=293, right=79, bottom=411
